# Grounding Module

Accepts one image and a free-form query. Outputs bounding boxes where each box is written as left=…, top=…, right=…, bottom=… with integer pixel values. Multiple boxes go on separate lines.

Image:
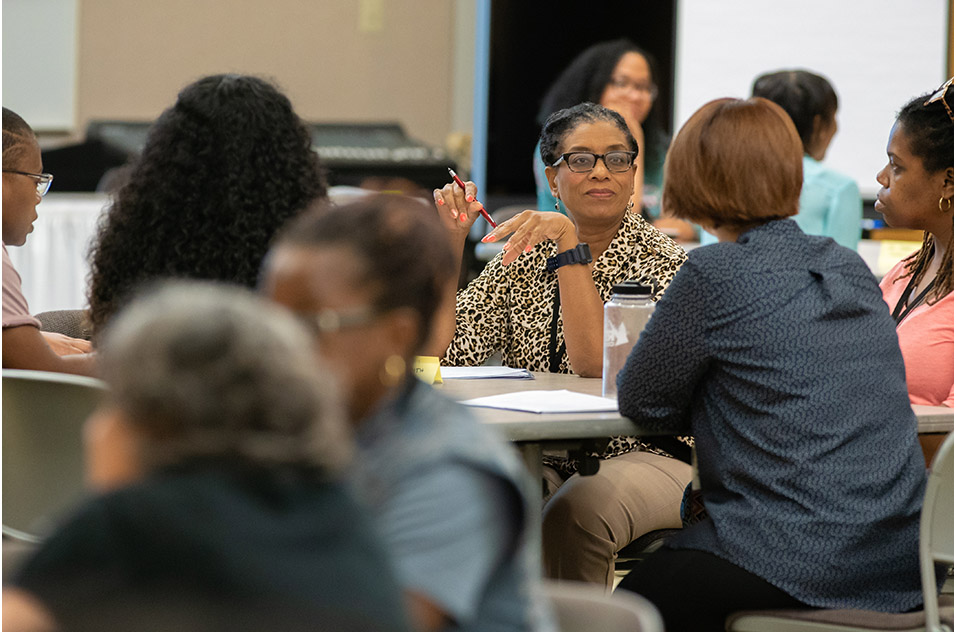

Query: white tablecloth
left=5, top=193, right=109, bottom=315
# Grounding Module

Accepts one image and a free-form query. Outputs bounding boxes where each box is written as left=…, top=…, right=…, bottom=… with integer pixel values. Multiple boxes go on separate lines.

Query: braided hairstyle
left=87, top=74, right=327, bottom=335
left=894, top=80, right=954, bottom=304
left=2, top=107, right=35, bottom=169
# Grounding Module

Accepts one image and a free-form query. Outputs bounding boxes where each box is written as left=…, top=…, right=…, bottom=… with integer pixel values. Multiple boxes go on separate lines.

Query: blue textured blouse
left=617, top=219, right=925, bottom=612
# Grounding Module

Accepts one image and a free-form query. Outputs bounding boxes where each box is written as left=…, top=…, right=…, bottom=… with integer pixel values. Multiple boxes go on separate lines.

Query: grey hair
left=98, top=281, right=351, bottom=474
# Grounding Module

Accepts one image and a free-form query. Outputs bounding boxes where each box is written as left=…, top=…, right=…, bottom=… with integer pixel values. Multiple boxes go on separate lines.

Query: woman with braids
left=876, top=77, right=954, bottom=407
left=87, top=74, right=327, bottom=335
left=3, top=107, right=95, bottom=375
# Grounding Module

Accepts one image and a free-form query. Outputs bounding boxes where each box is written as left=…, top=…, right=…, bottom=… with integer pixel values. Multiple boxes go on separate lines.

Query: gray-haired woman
left=4, top=282, right=411, bottom=632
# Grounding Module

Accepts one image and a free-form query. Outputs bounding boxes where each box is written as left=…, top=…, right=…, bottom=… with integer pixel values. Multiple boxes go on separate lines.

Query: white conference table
left=438, top=372, right=954, bottom=478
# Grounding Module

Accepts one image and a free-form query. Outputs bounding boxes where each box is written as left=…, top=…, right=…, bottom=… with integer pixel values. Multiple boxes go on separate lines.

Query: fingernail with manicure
left=465, top=195, right=475, bottom=203
left=524, top=245, right=533, bottom=253
left=459, top=213, right=467, bottom=222
left=481, top=234, right=496, bottom=243
left=436, top=198, right=444, bottom=206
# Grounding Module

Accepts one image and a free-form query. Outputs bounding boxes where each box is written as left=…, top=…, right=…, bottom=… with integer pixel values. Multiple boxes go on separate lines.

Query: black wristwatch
left=546, top=243, right=592, bottom=272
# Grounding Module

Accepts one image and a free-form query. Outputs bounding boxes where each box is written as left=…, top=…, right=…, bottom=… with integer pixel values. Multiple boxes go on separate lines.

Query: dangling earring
left=625, top=200, right=635, bottom=213
left=939, top=197, right=953, bottom=213
left=554, top=200, right=561, bottom=211
left=379, top=354, right=406, bottom=387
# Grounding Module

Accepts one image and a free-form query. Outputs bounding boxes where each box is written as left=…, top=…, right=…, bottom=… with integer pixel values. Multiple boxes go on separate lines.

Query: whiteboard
left=2, top=0, right=78, bottom=131
left=674, top=0, right=949, bottom=199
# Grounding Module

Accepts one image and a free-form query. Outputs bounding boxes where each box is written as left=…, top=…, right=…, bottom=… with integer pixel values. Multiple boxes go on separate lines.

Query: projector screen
left=674, top=0, right=949, bottom=199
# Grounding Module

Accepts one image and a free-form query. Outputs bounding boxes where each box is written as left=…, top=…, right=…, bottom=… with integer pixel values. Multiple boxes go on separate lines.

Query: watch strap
left=546, top=243, right=592, bottom=272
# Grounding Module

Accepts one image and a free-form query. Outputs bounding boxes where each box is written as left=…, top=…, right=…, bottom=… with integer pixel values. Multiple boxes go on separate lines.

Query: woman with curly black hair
left=87, top=74, right=327, bottom=335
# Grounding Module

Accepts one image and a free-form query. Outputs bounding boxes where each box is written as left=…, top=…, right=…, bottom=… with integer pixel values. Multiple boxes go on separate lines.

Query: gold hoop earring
left=379, top=355, right=406, bottom=387
left=939, top=197, right=953, bottom=213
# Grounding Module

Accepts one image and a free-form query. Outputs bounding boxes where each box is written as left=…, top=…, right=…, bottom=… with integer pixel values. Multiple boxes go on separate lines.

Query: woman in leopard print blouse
left=429, top=102, right=691, bottom=588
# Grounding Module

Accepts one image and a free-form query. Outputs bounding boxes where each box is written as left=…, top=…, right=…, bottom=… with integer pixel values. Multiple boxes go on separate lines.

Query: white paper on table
left=440, top=366, right=534, bottom=380
left=460, top=389, right=618, bottom=413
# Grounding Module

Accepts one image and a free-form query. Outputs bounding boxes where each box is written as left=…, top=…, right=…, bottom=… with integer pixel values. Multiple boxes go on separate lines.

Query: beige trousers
left=541, top=450, right=692, bottom=588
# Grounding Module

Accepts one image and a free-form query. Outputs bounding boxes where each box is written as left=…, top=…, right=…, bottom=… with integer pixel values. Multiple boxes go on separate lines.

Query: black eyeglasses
left=3, top=170, right=54, bottom=197
left=923, top=77, right=954, bottom=122
left=551, top=151, right=638, bottom=173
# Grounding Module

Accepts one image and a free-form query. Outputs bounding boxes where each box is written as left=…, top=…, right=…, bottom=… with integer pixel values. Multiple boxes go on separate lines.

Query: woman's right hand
left=433, top=179, right=485, bottom=240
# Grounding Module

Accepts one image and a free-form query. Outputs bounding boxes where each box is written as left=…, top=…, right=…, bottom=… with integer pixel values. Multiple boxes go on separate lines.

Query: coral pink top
left=880, top=258, right=954, bottom=407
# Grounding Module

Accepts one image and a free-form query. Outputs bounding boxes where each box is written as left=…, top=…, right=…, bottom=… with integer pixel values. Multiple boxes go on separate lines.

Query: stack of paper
left=440, top=367, right=533, bottom=380
left=460, top=389, right=618, bottom=414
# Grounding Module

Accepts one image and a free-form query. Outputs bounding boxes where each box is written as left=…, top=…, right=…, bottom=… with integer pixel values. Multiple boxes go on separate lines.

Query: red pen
left=448, top=168, right=497, bottom=228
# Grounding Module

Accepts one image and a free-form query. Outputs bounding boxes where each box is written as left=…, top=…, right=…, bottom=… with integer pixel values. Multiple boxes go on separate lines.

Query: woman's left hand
left=480, top=210, right=577, bottom=266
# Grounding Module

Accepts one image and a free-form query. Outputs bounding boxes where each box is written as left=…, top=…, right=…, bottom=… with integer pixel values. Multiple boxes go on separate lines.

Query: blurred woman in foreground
left=261, top=196, right=555, bottom=632
left=4, top=282, right=410, bottom=632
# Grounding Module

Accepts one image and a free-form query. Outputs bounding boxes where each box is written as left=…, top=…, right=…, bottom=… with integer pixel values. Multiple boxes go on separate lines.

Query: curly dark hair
left=751, top=69, right=838, bottom=153
left=87, top=74, right=327, bottom=335
left=536, top=39, right=667, bottom=171
left=539, top=102, right=638, bottom=168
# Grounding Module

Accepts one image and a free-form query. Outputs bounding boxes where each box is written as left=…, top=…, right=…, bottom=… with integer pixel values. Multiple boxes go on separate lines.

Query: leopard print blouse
left=444, top=211, right=689, bottom=474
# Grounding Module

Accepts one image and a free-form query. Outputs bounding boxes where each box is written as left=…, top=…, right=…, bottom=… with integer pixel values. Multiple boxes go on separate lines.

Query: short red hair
left=662, top=97, right=803, bottom=228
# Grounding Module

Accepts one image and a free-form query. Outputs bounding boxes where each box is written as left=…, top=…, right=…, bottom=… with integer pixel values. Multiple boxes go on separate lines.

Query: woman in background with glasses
left=534, top=39, right=695, bottom=241
left=876, top=78, right=954, bottom=407
left=429, top=102, right=691, bottom=589
left=2, top=107, right=95, bottom=375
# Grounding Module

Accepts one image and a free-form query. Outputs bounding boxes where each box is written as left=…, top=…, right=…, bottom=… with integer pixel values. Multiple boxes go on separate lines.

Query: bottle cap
left=611, top=280, right=654, bottom=296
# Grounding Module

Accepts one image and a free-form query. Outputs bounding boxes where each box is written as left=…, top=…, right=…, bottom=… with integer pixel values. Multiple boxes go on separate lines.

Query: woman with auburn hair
left=876, top=78, right=954, bottom=407
left=616, top=98, right=925, bottom=631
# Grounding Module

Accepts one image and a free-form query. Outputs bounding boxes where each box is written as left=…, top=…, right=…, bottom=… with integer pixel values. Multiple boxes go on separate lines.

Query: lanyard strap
left=548, top=286, right=566, bottom=373
left=891, top=272, right=935, bottom=326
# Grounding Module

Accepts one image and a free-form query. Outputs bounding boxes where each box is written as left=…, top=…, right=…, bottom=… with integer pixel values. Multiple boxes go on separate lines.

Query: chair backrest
left=920, top=432, right=954, bottom=632
left=543, top=580, right=664, bottom=632
left=2, top=369, right=107, bottom=542
left=34, top=309, right=93, bottom=341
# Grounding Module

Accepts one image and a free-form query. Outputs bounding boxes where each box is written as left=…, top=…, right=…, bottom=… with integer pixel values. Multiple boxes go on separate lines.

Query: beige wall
left=76, top=0, right=461, bottom=147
